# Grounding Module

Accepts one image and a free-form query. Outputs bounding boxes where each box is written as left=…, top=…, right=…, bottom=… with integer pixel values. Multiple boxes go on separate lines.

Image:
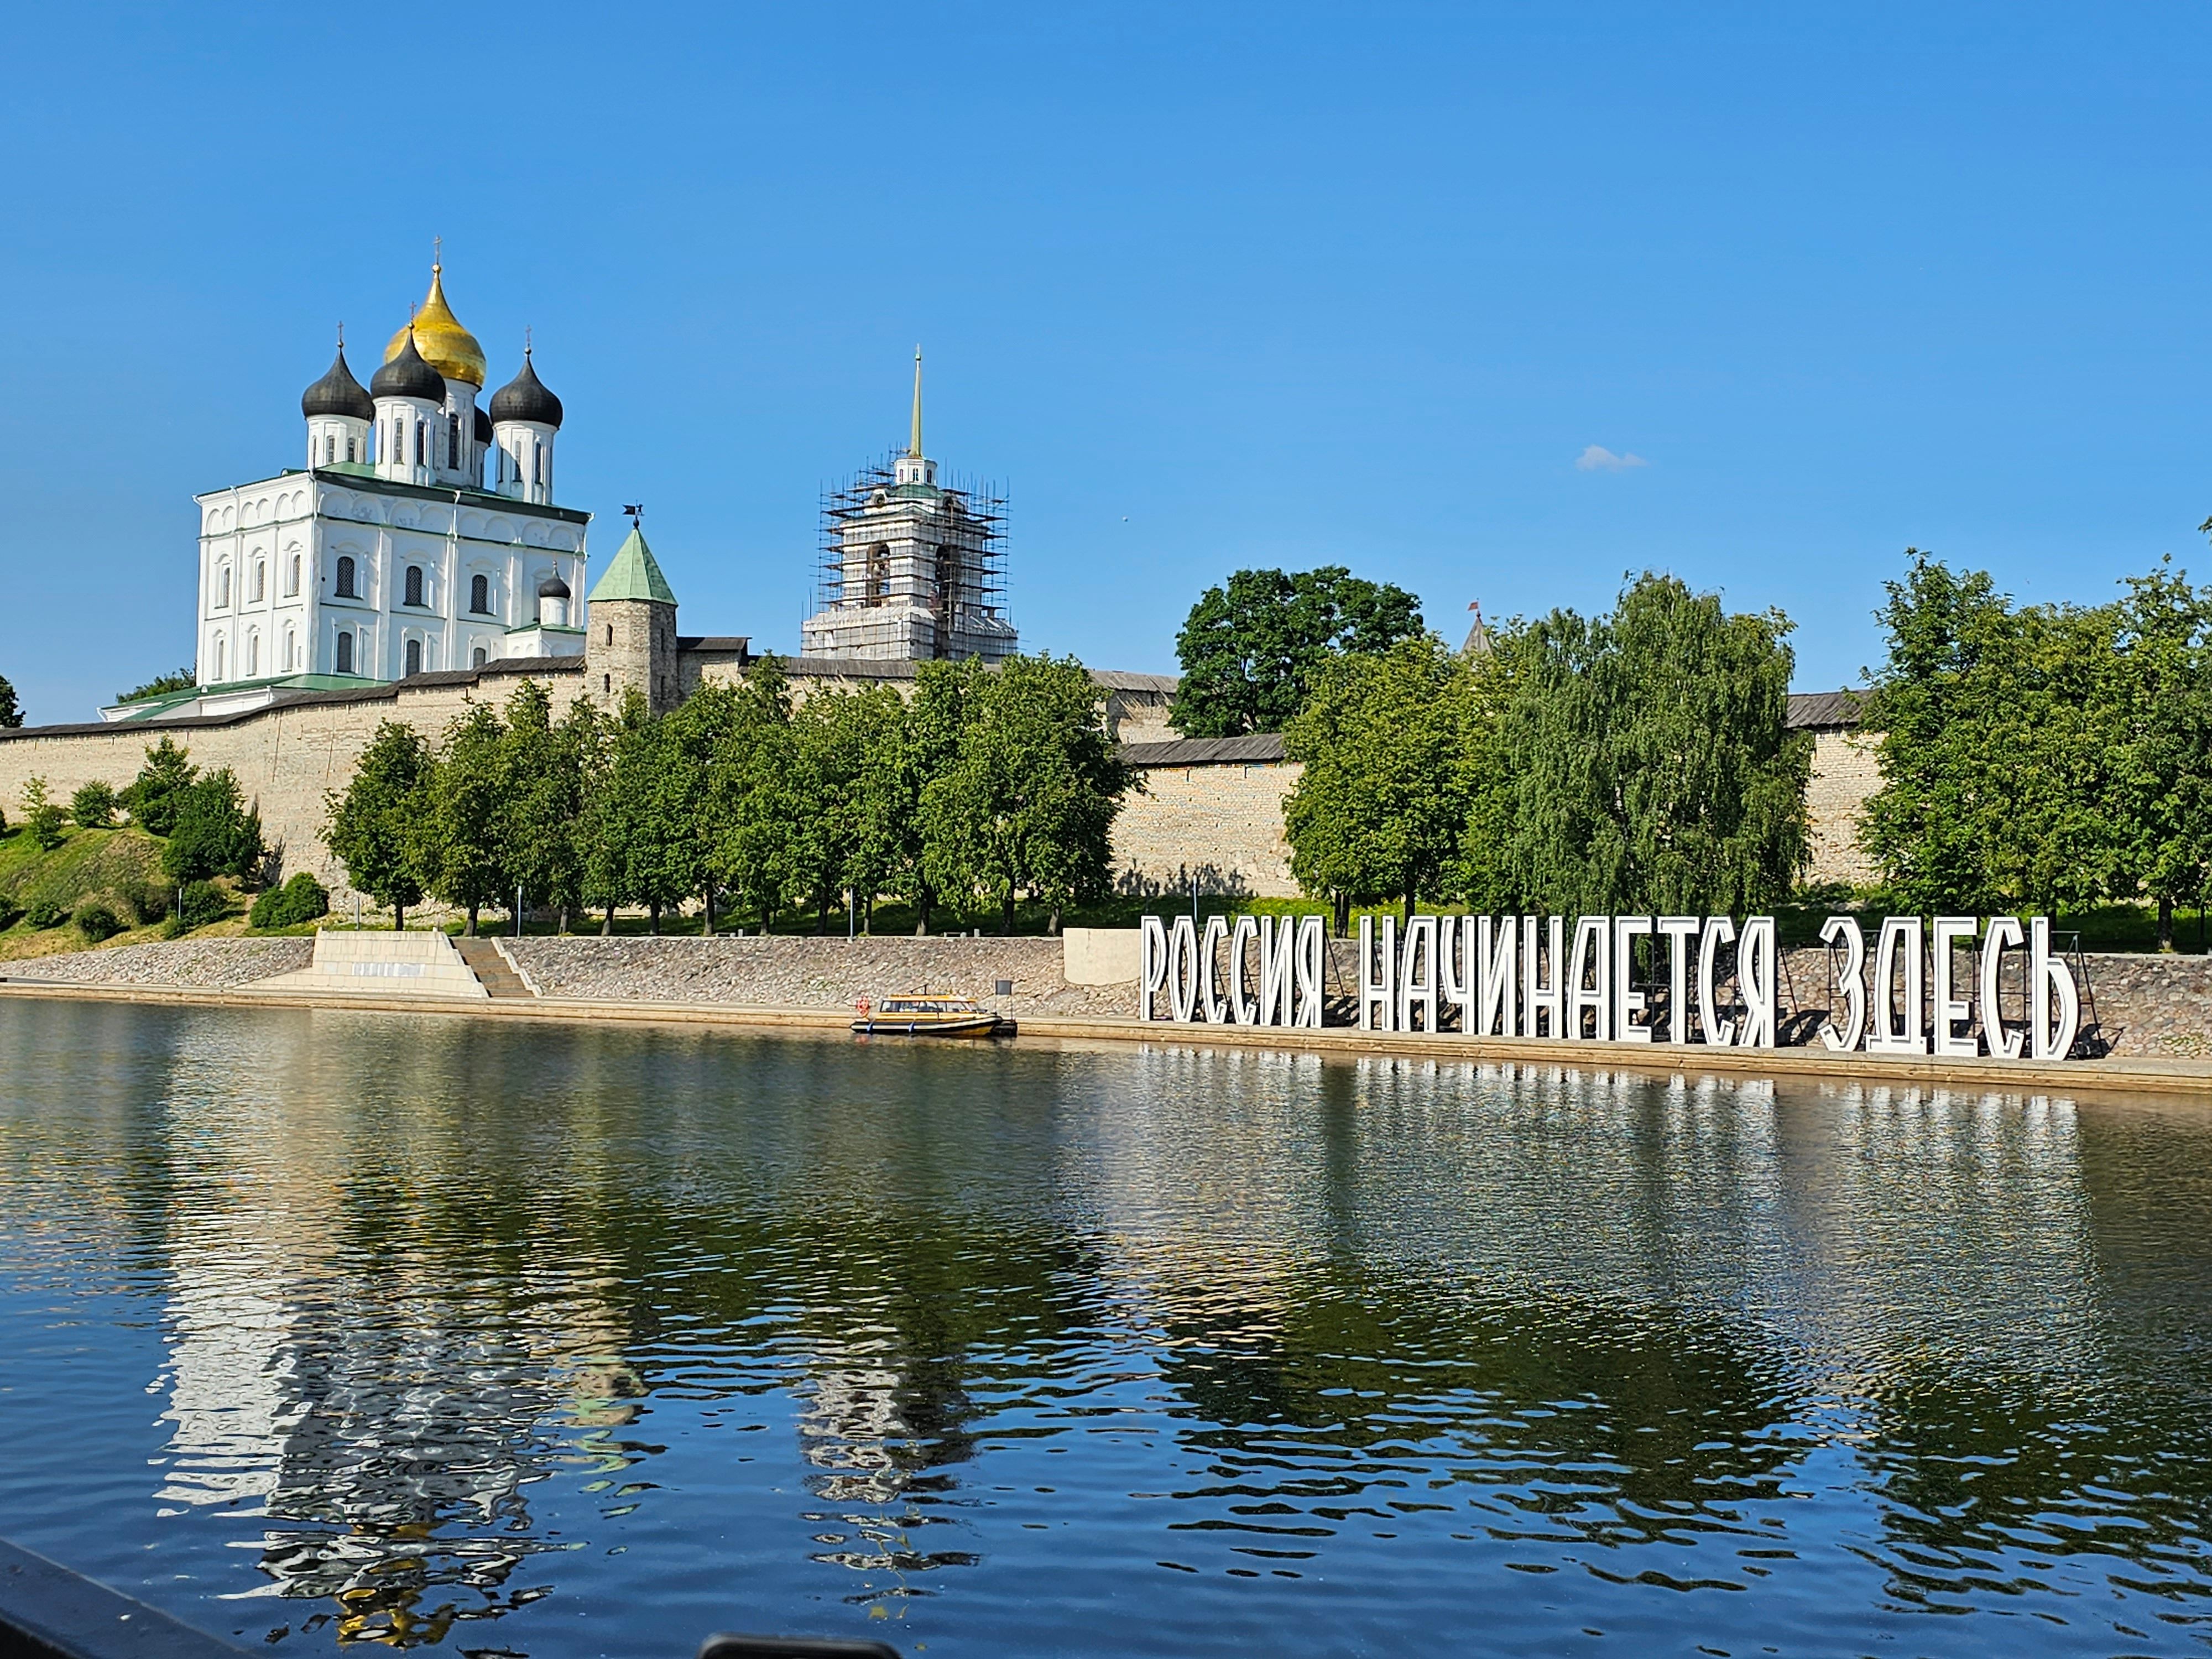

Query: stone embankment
left=506, top=935, right=1133, bottom=1020
left=1, top=937, right=312, bottom=988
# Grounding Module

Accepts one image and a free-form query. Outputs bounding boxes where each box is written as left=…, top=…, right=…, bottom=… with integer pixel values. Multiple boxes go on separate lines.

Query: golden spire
left=908, top=345, right=924, bottom=458
left=384, top=244, right=486, bottom=387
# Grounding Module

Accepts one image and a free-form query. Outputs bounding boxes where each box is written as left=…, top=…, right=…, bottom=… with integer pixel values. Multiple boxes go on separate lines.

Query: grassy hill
left=0, top=825, right=222, bottom=962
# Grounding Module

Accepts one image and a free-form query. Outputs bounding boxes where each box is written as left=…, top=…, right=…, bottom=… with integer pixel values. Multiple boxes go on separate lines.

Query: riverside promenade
left=5, top=935, right=2210, bottom=1100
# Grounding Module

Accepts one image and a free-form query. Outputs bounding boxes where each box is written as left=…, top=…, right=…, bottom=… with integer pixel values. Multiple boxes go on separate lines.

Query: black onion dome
left=301, top=346, right=374, bottom=421
left=371, top=331, right=446, bottom=403
left=473, top=405, right=493, bottom=444
left=536, top=572, right=571, bottom=599
left=489, top=351, right=563, bottom=428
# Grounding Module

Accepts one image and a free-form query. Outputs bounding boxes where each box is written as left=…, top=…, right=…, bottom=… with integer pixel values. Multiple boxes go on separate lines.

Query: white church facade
left=114, top=262, right=589, bottom=721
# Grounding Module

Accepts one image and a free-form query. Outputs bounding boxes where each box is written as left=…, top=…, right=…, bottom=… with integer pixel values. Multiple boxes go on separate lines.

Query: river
left=0, top=998, right=2207, bottom=1657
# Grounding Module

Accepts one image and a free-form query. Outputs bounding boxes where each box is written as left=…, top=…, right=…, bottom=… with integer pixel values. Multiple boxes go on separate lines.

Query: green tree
left=882, top=658, right=982, bottom=933
left=115, top=669, right=196, bottom=705
left=325, top=721, right=430, bottom=927
left=1283, top=637, right=1479, bottom=931
left=0, top=673, right=22, bottom=729
left=1861, top=552, right=2127, bottom=916
left=585, top=691, right=700, bottom=933
left=70, top=780, right=117, bottom=830
left=162, top=770, right=263, bottom=884
left=787, top=687, right=884, bottom=931
left=119, top=737, right=198, bottom=834
left=1468, top=575, right=1809, bottom=916
left=837, top=685, right=913, bottom=932
left=1169, top=566, right=1426, bottom=736
left=21, top=777, right=66, bottom=851
left=922, top=654, right=1131, bottom=933
left=497, top=681, right=592, bottom=932
left=702, top=660, right=801, bottom=931
left=2114, top=560, right=2212, bottom=947
left=420, top=703, right=509, bottom=935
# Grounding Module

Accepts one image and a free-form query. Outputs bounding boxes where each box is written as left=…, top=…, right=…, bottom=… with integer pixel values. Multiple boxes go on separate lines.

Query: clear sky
left=4, top=2, right=2210, bottom=722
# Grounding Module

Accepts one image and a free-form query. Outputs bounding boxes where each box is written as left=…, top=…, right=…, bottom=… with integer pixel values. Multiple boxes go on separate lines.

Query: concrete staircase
left=455, top=937, right=538, bottom=999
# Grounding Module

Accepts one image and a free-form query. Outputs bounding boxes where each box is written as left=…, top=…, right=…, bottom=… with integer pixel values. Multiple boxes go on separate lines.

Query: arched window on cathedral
left=345, top=434, right=356, bottom=463
left=405, top=566, right=424, bottom=607
left=335, top=556, right=356, bottom=599
left=472, top=646, right=487, bottom=669
left=405, top=638, right=422, bottom=677
left=415, top=420, right=426, bottom=467
left=448, top=415, right=460, bottom=468
left=865, top=544, right=890, bottom=607
left=283, top=628, right=295, bottom=672
left=335, top=632, right=353, bottom=675
left=212, top=636, right=226, bottom=681
left=533, top=442, right=543, bottom=487
left=216, top=566, right=231, bottom=608
left=252, top=562, right=265, bottom=603
left=470, top=573, right=491, bottom=615
left=324, top=434, right=335, bottom=465
left=246, top=633, right=259, bottom=677
left=285, top=554, right=300, bottom=597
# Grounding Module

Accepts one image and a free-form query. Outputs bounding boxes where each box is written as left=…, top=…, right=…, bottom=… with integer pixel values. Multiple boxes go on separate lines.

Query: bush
left=75, top=903, right=125, bottom=943
left=70, top=781, right=117, bottom=830
left=162, top=770, right=263, bottom=883
left=249, top=872, right=330, bottom=930
left=119, top=738, right=197, bottom=836
left=122, top=877, right=175, bottom=926
left=164, top=880, right=229, bottom=937
left=26, top=898, right=69, bottom=930
left=21, top=778, right=65, bottom=852
left=0, top=895, right=19, bottom=929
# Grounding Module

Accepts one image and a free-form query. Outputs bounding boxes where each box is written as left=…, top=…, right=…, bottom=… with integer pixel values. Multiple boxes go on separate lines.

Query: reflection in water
left=2, top=1003, right=2210, bottom=1656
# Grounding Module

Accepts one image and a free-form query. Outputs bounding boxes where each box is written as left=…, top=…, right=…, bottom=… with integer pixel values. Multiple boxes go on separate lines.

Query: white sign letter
left=1567, top=916, right=1610, bottom=1041
left=1613, top=915, right=1654, bottom=1043
left=1657, top=916, right=1698, bottom=1044
left=1930, top=916, right=1978, bottom=1058
left=1296, top=915, right=1325, bottom=1028
left=2031, top=916, right=2080, bottom=1061
left=1738, top=916, right=1777, bottom=1048
left=1698, top=916, right=1737, bottom=1047
left=1980, top=915, right=2023, bottom=1059
left=1868, top=916, right=1926, bottom=1054
left=1140, top=914, right=1167, bottom=1021
left=1817, top=915, right=1866, bottom=1052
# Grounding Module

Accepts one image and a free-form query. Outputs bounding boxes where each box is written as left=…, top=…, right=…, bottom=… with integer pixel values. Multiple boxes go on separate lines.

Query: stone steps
left=454, top=937, right=537, bottom=999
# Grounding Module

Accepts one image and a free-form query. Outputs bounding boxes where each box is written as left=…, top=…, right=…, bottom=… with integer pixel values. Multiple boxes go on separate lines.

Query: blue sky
left=4, top=3, right=2210, bottom=721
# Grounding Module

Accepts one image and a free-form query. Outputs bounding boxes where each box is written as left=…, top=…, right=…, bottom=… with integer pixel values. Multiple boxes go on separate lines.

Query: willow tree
left=1282, top=635, right=1479, bottom=931
left=1466, top=573, right=1809, bottom=916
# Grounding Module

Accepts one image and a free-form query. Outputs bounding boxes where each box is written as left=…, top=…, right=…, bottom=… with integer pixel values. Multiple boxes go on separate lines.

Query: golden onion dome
left=384, top=263, right=485, bottom=388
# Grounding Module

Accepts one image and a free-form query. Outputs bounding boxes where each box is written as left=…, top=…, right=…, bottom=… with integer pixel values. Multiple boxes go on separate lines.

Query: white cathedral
left=112, top=261, right=589, bottom=720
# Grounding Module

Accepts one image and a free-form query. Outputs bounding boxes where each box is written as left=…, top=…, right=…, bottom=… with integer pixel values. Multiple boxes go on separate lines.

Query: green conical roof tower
left=587, top=525, right=677, bottom=606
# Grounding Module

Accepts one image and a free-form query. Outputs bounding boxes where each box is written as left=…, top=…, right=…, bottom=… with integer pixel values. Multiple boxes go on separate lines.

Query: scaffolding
left=804, top=451, right=1014, bottom=662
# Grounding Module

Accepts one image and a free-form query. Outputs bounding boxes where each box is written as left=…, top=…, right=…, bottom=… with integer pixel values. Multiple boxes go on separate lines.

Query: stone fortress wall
left=0, top=661, right=1881, bottom=909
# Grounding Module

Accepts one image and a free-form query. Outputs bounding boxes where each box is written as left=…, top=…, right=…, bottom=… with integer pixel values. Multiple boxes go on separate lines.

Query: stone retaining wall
left=504, top=935, right=1134, bottom=1020
left=0, top=937, right=313, bottom=988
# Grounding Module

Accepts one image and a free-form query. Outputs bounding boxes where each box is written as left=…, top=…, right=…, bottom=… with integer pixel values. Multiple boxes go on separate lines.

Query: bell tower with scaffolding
left=800, top=351, right=1019, bottom=664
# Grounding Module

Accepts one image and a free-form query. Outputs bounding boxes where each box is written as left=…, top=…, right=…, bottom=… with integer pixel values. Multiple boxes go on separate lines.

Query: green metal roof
left=587, top=526, right=677, bottom=606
